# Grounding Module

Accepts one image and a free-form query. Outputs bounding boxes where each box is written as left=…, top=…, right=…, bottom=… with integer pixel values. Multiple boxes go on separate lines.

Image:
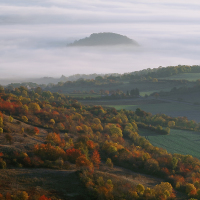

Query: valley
left=1, top=65, right=200, bottom=199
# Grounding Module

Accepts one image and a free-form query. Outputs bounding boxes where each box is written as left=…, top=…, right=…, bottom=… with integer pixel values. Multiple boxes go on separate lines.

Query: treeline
left=132, top=108, right=200, bottom=132
left=150, top=80, right=200, bottom=98
left=46, top=65, right=200, bottom=91
left=4, top=65, right=200, bottom=93
left=122, top=65, right=200, bottom=81
left=137, top=122, right=170, bottom=135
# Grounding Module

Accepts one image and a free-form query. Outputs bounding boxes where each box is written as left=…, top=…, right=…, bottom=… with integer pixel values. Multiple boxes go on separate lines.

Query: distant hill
left=68, top=32, right=138, bottom=46
left=1, top=73, right=106, bottom=87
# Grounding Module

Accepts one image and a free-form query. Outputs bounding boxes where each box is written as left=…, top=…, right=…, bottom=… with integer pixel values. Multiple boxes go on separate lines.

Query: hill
left=0, top=88, right=193, bottom=199
left=0, top=73, right=106, bottom=86
left=68, top=32, right=138, bottom=46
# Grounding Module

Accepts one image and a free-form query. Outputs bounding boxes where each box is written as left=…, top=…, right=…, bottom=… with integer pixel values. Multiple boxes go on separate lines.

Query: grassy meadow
left=138, top=128, right=200, bottom=159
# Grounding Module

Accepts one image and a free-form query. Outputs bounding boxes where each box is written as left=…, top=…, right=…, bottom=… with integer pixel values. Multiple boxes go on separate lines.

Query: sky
left=1, top=0, right=200, bottom=79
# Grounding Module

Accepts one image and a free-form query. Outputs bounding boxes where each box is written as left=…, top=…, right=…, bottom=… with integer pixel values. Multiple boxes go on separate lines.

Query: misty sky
left=1, top=0, right=200, bottom=79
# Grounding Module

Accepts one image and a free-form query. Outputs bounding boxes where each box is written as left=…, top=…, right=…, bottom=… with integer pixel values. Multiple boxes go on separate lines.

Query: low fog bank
left=1, top=23, right=200, bottom=82
left=1, top=0, right=200, bottom=83
left=0, top=73, right=107, bottom=86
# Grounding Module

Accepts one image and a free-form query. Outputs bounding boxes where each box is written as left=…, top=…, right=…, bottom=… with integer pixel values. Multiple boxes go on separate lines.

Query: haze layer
left=1, top=0, right=200, bottom=79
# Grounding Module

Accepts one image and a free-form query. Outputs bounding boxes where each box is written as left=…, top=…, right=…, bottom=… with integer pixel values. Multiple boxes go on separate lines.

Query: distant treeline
left=3, top=65, right=200, bottom=93
left=46, top=65, right=200, bottom=90
left=150, top=80, right=200, bottom=98
left=121, top=65, right=200, bottom=81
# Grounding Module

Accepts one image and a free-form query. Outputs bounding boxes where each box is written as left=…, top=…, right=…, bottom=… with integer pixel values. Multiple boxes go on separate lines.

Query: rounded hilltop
left=68, top=32, right=138, bottom=46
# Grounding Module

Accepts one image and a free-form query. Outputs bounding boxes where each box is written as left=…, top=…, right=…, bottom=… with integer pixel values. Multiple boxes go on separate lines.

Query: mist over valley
left=1, top=0, right=200, bottom=80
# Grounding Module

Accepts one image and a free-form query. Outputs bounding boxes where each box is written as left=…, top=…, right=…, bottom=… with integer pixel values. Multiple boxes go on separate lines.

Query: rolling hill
left=68, top=32, right=138, bottom=46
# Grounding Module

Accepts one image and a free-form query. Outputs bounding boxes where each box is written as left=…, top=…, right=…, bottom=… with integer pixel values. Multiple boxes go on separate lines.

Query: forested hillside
left=0, top=86, right=200, bottom=199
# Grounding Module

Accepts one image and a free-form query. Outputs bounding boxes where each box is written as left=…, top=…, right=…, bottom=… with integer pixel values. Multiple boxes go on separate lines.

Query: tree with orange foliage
left=154, top=182, right=174, bottom=200
left=66, top=148, right=82, bottom=163
left=95, top=177, right=114, bottom=200
left=34, top=143, right=66, bottom=161
left=76, top=155, right=93, bottom=171
left=5, top=192, right=12, bottom=200
left=161, top=167, right=171, bottom=176
left=91, top=149, right=101, bottom=169
left=31, top=156, right=44, bottom=167
left=87, top=140, right=95, bottom=150
left=39, top=195, right=51, bottom=200
left=0, top=112, right=3, bottom=128
left=46, top=132, right=61, bottom=145
left=185, top=183, right=197, bottom=196
left=23, top=156, right=32, bottom=167
left=34, top=127, right=39, bottom=135
left=57, top=122, right=65, bottom=130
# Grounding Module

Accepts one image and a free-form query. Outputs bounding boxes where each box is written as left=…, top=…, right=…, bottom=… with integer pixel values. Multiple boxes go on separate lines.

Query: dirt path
left=99, top=164, right=187, bottom=200
left=99, top=164, right=163, bottom=188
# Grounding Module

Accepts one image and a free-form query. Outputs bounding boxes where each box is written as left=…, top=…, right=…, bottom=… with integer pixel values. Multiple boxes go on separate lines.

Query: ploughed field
left=139, top=128, right=200, bottom=159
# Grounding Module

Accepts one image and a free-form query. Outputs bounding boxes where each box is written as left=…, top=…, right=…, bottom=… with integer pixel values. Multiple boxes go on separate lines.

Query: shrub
left=9, top=116, right=13, bottom=123
left=0, top=159, right=6, bottom=169
left=106, top=158, right=113, bottom=168
left=22, top=116, right=28, bottom=123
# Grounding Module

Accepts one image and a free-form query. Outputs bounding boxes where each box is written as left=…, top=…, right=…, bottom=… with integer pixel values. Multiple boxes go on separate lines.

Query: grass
left=0, top=169, right=88, bottom=199
left=139, top=128, right=200, bottom=159
left=98, top=164, right=163, bottom=188
left=159, top=73, right=200, bottom=81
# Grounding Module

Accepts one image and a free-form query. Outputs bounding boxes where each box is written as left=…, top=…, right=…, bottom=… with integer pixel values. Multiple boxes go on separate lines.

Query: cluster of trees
left=69, top=88, right=140, bottom=101
left=99, top=88, right=140, bottom=99
left=80, top=170, right=176, bottom=200
left=134, top=108, right=200, bottom=131
left=0, top=191, right=51, bottom=200
left=1, top=86, right=200, bottom=198
left=127, top=88, right=140, bottom=96
left=121, top=65, right=200, bottom=81
left=47, top=76, right=122, bottom=92
left=150, top=80, right=200, bottom=98
left=137, top=122, right=170, bottom=135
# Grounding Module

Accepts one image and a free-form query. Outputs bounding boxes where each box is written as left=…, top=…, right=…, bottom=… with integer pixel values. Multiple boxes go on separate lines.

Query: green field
left=140, top=88, right=171, bottom=97
left=139, top=129, right=200, bottom=159
left=160, top=92, right=200, bottom=105
left=67, top=93, right=101, bottom=98
left=109, top=102, right=200, bottom=122
left=159, top=73, right=200, bottom=81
